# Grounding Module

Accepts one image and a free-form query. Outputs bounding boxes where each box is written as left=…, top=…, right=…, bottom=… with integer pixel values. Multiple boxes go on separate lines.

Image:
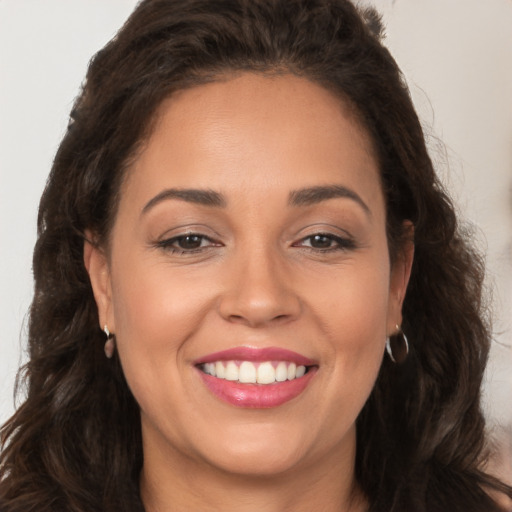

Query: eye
left=156, top=233, right=219, bottom=253
left=295, top=233, right=355, bottom=252
left=174, top=234, right=207, bottom=250
left=306, top=234, right=337, bottom=249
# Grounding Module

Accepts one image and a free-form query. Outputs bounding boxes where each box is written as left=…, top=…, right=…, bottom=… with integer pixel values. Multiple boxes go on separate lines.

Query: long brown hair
left=1, top=1, right=510, bottom=510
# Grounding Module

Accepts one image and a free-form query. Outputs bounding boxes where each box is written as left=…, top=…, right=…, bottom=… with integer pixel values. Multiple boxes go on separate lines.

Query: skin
left=85, top=73, right=413, bottom=512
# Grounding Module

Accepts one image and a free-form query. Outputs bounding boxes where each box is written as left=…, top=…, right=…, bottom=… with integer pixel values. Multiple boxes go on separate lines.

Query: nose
left=218, top=246, right=301, bottom=328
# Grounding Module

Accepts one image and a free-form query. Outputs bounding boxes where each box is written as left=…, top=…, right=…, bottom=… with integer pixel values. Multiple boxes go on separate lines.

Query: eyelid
left=154, top=222, right=222, bottom=240
left=291, top=228, right=357, bottom=252
left=153, top=231, right=223, bottom=254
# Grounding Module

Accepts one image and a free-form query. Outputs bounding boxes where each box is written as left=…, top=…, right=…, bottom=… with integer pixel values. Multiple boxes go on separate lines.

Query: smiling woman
left=0, top=1, right=510, bottom=511
left=85, top=75, right=402, bottom=500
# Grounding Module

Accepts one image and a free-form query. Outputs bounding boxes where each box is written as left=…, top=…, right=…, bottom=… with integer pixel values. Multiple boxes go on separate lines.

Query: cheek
left=108, top=251, right=215, bottom=388
left=108, top=258, right=214, bottom=432
left=309, top=256, right=391, bottom=339
left=308, top=257, right=390, bottom=394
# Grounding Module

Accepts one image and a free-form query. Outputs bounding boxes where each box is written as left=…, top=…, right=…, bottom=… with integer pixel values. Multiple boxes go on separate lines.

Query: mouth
left=194, top=347, right=318, bottom=408
left=198, top=360, right=309, bottom=384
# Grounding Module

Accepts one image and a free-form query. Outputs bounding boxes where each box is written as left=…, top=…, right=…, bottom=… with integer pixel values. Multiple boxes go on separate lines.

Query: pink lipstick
left=194, top=347, right=317, bottom=408
left=196, top=346, right=315, bottom=366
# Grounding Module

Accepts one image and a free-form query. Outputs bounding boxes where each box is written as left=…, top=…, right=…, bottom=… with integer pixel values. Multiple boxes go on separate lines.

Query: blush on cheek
left=112, top=266, right=213, bottom=357
left=312, top=269, right=389, bottom=336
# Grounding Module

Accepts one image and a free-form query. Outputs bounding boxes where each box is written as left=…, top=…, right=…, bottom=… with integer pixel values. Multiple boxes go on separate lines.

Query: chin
left=204, top=445, right=309, bottom=478
left=187, top=419, right=328, bottom=478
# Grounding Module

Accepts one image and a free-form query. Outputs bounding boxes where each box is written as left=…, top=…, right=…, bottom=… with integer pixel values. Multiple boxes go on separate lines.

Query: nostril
left=218, top=283, right=302, bottom=327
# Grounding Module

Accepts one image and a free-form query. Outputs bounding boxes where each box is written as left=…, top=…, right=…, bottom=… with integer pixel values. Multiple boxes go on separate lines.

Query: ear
left=83, top=230, right=115, bottom=333
left=387, top=222, right=414, bottom=335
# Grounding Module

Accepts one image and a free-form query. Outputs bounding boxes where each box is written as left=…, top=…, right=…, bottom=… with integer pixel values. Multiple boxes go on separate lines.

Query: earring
left=386, top=324, right=409, bottom=364
left=103, top=325, right=115, bottom=359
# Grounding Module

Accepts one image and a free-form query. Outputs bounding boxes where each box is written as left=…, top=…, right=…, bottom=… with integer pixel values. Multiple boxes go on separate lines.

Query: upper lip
left=194, top=346, right=316, bottom=366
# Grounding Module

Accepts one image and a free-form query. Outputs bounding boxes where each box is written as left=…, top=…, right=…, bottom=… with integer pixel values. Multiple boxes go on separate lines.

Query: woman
left=1, top=0, right=510, bottom=510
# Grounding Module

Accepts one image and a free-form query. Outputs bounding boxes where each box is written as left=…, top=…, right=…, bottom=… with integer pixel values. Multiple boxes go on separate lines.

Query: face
left=86, top=73, right=412, bottom=480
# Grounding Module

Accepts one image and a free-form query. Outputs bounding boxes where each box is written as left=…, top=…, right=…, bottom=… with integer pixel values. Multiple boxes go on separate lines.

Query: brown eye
left=294, top=233, right=356, bottom=252
left=176, top=235, right=204, bottom=249
left=309, top=234, right=335, bottom=249
left=156, top=233, right=218, bottom=254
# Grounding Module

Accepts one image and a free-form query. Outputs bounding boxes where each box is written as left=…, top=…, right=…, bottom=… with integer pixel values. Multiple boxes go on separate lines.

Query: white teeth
left=225, top=361, right=239, bottom=381
left=201, top=360, right=308, bottom=384
left=275, top=361, right=288, bottom=382
left=287, top=362, right=297, bottom=380
left=239, top=361, right=257, bottom=383
left=215, top=361, right=225, bottom=379
left=257, top=362, right=275, bottom=384
left=296, top=365, right=306, bottom=378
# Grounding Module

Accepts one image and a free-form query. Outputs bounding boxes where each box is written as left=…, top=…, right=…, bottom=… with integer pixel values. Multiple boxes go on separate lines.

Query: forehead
left=122, top=73, right=382, bottom=212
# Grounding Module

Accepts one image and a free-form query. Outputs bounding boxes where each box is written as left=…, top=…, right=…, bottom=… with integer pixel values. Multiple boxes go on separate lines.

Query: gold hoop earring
left=386, top=324, right=409, bottom=364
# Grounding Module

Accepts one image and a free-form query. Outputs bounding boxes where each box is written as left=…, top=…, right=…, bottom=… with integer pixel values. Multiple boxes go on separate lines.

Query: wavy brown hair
left=1, top=0, right=510, bottom=510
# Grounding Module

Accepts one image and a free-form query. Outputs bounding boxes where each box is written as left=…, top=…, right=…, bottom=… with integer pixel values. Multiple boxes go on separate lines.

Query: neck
left=139, top=427, right=367, bottom=512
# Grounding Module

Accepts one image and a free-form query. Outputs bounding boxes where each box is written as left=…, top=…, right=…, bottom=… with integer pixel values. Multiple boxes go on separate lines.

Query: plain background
left=1, top=0, right=511, bottom=448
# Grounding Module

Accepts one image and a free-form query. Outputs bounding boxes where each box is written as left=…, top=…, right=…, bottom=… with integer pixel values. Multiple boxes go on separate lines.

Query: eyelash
left=155, top=232, right=355, bottom=255
left=293, top=233, right=356, bottom=252
left=155, top=234, right=219, bottom=254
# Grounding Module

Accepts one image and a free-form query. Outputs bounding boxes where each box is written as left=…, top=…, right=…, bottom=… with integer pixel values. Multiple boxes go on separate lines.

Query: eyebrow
left=141, top=184, right=371, bottom=217
left=141, top=188, right=226, bottom=215
left=288, top=185, right=371, bottom=216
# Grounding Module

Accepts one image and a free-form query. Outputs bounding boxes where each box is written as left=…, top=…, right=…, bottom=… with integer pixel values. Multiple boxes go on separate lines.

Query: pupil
left=179, top=235, right=202, bottom=249
left=311, top=235, right=331, bottom=248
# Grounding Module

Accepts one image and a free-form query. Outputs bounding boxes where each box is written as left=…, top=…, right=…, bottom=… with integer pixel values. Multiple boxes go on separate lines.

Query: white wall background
left=1, top=0, right=511, bottom=440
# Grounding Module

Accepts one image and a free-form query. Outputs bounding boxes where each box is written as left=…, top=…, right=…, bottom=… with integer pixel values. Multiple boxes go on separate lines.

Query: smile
left=200, top=360, right=307, bottom=384
left=195, top=347, right=317, bottom=408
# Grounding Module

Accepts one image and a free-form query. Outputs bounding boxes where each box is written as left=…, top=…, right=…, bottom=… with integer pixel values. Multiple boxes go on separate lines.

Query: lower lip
left=197, top=368, right=317, bottom=408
